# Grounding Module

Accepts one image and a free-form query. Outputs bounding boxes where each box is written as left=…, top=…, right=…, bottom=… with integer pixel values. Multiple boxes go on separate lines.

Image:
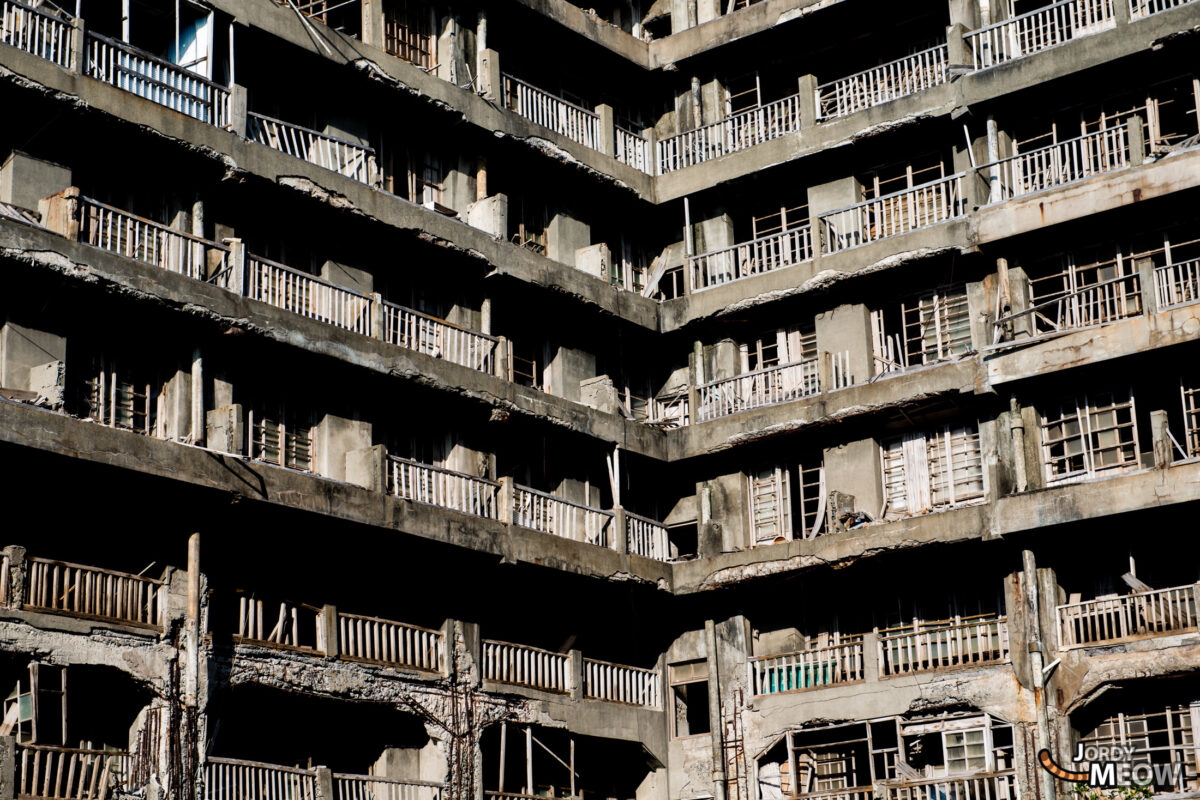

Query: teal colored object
left=766, top=660, right=836, bottom=693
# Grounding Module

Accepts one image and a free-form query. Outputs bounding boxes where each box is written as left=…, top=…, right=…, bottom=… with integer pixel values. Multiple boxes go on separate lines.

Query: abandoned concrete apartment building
left=3, top=0, right=1200, bottom=798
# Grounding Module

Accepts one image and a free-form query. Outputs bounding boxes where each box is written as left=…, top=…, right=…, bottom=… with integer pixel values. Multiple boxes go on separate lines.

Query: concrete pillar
left=575, top=243, right=611, bottom=282
left=671, top=0, right=697, bottom=34
left=224, top=238, right=246, bottom=295
left=321, top=261, right=373, bottom=294
left=369, top=293, right=384, bottom=340
left=595, top=104, right=616, bottom=157
left=320, top=605, right=339, bottom=658
left=1151, top=409, right=1173, bottom=467
left=466, top=193, right=507, bottom=238
left=0, top=321, right=66, bottom=397
left=798, top=75, right=819, bottom=129
left=0, top=734, right=14, bottom=800
left=70, top=17, right=85, bottom=74
left=860, top=632, right=880, bottom=681
left=569, top=649, right=584, bottom=699
left=438, top=155, right=475, bottom=213
left=696, top=0, right=721, bottom=25
left=580, top=375, right=620, bottom=414
left=953, top=123, right=989, bottom=210
left=229, top=84, right=248, bottom=137
left=947, top=23, right=973, bottom=70
left=708, top=339, right=740, bottom=382
left=612, top=506, right=628, bottom=554
left=694, top=212, right=734, bottom=257
left=161, top=368, right=193, bottom=442
left=965, top=279, right=991, bottom=353
left=435, top=14, right=459, bottom=84
left=1114, top=0, right=1132, bottom=24
left=494, top=336, right=509, bottom=380
left=314, top=767, right=334, bottom=800
left=361, top=0, right=383, bottom=47
left=478, top=47, right=501, bottom=101
left=36, top=186, right=80, bottom=241
left=0, top=152, right=71, bottom=213
left=457, top=619, right=481, bottom=683
left=498, top=476, right=515, bottom=524
left=314, top=414, right=373, bottom=482
left=206, top=404, right=245, bottom=454
left=1129, top=114, right=1146, bottom=165
left=814, top=304, right=873, bottom=390
left=1135, top=256, right=1158, bottom=316
left=808, top=177, right=863, bottom=256
left=823, top=438, right=884, bottom=521
left=347, top=444, right=386, bottom=491
left=948, top=0, right=980, bottom=29
left=545, top=345, right=596, bottom=402
left=1019, top=404, right=1044, bottom=490
left=703, top=620, right=727, bottom=800
left=547, top=212, right=591, bottom=267
left=979, top=418, right=1003, bottom=504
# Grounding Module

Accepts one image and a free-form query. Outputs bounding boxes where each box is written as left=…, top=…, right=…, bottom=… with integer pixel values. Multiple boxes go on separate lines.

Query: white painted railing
left=1131, top=0, right=1198, bottom=16
left=657, top=94, right=802, bottom=173
left=482, top=639, right=571, bottom=693
left=981, top=127, right=1130, bottom=202
left=830, top=349, right=854, bottom=390
left=583, top=657, right=661, bottom=707
left=79, top=196, right=228, bottom=281
left=697, top=358, right=820, bottom=422
left=248, top=112, right=377, bottom=186
left=86, top=31, right=229, bottom=127
left=1154, top=258, right=1200, bottom=309
left=1058, top=584, right=1197, bottom=648
left=17, top=743, right=131, bottom=800
left=336, top=610, right=444, bottom=671
left=334, top=774, right=443, bottom=800
left=0, top=0, right=72, bottom=68
left=25, top=556, right=165, bottom=628
left=382, top=303, right=497, bottom=374
left=626, top=511, right=670, bottom=561
left=820, top=174, right=964, bottom=254
left=203, top=758, right=317, bottom=800
left=968, top=0, right=1115, bottom=70
left=749, top=639, right=865, bottom=695
left=816, top=44, right=948, bottom=120
left=503, top=74, right=599, bottom=150
left=387, top=456, right=499, bottom=519
left=615, top=125, right=651, bottom=173
left=994, top=271, right=1141, bottom=340
left=878, top=617, right=1008, bottom=676
left=886, top=772, right=1017, bottom=800
left=513, top=484, right=613, bottom=547
left=246, top=254, right=373, bottom=335
left=690, top=225, right=813, bottom=292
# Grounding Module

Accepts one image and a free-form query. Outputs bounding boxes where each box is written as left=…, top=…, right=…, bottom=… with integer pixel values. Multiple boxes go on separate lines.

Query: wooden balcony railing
left=79, top=196, right=228, bottom=281
left=657, top=93, right=802, bottom=173
left=17, top=743, right=131, bottom=800
left=24, top=556, right=165, bottom=629
left=387, top=456, right=500, bottom=520
left=503, top=74, right=600, bottom=150
left=583, top=657, right=661, bottom=707
left=1058, top=584, right=1198, bottom=648
left=1131, top=0, right=1198, bottom=16
left=0, top=0, right=72, bottom=68
left=248, top=112, right=377, bottom=186
left=333, top=774, right=443, bottom=800
left=246, top=254, right=373, bottom=336
left=382, top=303, right=498, bottom=374
left=482, top=639, right=571, bottom=693
left=513, top=484, right=613, bottom=547
left=816, top=44, right=948, bottom=121
left=690, top=225, right=813, bottom=292
left=884, top=771, right=1017, bottom=800
left=697, top=358, right=821, bottom=422
left=336, top=610, right=444, bottom=671
left=1154, top=258, right=1200, bottom=310
left=993, top=271, right=1141, bottom=341
left=615, top=125, right=652, bottom=173
left=878, top=617, right=1008, bottom=676
left=748, top=639, right=866, bottom=695
left=967, top=0, right=1115, bottom=70
left=203, top=757, right=317, bottom=800
left=625, top=511, right=670, bottom=561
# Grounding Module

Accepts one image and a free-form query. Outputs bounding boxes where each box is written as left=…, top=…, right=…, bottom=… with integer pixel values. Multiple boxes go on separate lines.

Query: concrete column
left=687, top=352, right=701, bottom=426
left=694, top=212, right=734, bottom=257
left=458, top=619, right=482, bottom=683
left=547, top=212, right=591, bottom=266
left=569, top=649, right=584, bottom=699
left=0, top=734, right=15, bottom=800
left=320, top=605, right=339, bottom=658
left=494, top=336, right=509, bottom=379
left=1114, top=0, right=1132, bottom=24
left=644, top=127, right=659, bottom=176
left=314, top=414, right=373, bottom=482
left=466, top=193, right=507, bottom=237
left=1020, top=404, right=1044, bottom=490
left=370, top=293, right=385, bottom=340
left=545, top=345, right=596, bottom=402
left=225, top=238, right=246, bottom=295
left=575, top=243, right=611, bottom=282
left=361, top=0, right=384, bottom=48
left=947, top=23, right=972, bottom=69
left=580, top=375, right=620, bottom=414
left=36, top=186, right=80, bottom=241
left=948, top=0, right=980, bottom=29
left=0, top=321, right=66, bottom=397
left=595, top=104, right=616, bottom=157
left=1129, top=114, right=1146, bottom=165
left=3, top=547, right=26, bottom=612
left=965, top=279, right=991, bottom=353
left=315, top=767, right=334, bottom=800
left=161, top=368, right=193, bottom=442
left=708, top=339, right=740, bottom=382
left=479, top=48, right=501, bottom=101
left=441, top=155, right=476, bottom=213
left=347, top=443, right=386, bottom=491
left=0, top=152, right=71, bottom=212
left=435, top=15, right=459, bottom=84
left=229, top=84, right=248, bottom=137
left=1135, top=256, right=1158, bottom=316
left=823, top=439, right=884, bottom=521
left=321, top=261, right=374, bottom=294
left=814, top=303, right=873, bottom=390
left=498, top=476, right=515, bottom=524
left=70, top=17, right=85, bottom=74
left=807, top=177, right=863, bottom=256
left=1151, top=409, right=1173, bottom=467
left=612, top=506, right=628, bottom=554
left=704, top=620, right=727, bottom=800
left=696, top=0, right=721, bottom=25
left=798, top=75, right=819, bottom=129
left=206, top=404, right=244, bottom=454
left=860, top=632, right=880, bottom=681
left=979, top=418, right=1003, bottom=504
left=953, top=124, right=988, bottom=210
left=671, top=0, right=697, bottom=34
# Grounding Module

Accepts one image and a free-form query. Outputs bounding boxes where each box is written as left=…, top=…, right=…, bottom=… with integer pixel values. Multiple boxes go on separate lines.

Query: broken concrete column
left=160, top=368, right=193, bottom=442
left=319, top=605, right=339, bottom=658
left=860, top=631, right=881, bottom=681
left=580, top=375, right=620, bottom=414
left=979, top=418, right=1003, bottom=504
left=229, top=84, right=248, bottom=137
left=1151, top=409, right=1173, bottom=468
left=1134, top=256, right=1158, bottom=316
left=612, top=506, right=628, bottom=554
left=2, top=546, right=26, bottom=611
left=798, top=75, right=819, bottom=129
left=575, top=243, right=611, bottom=282
left=314, top=767, right=334, bottom=800
left=0, top=320, right=66, bottom=400
left=808, top=176, right=863, bottom=256
left=206, top=404, right=245, bottom=454
left=347, top=444, right=386, bottom=492
left=456, top=619, right=481, bottom=683
left=823, top=439, right=884, bottom=520
left=814, top=304, right=873, bottom=390
left=948, top=0, right=980, bottom=28
left=693, top=211, right=734, bottom=256
left=466, top=193, right=507, bottom=238
left=953, top=121, right=989, bottom=210
left=595, top=104, right=616, bottom=156
left=546, top=212, right=591, bottom=267
left=478, top=48, right=501, bottom=101
left=707, top=339, right=740, bottom=383
left=497, top=477, right=515, bottom=524
left=435, top=14, right=459, bottom=84
left=965, top=279, right=990, bottom=353
left=36, top=186, right=80, bottom=240
left=320, top=261, right=374, bottom=294
left=545, top=345, right=596, bottom=403
left=1128, top=114, right=1146, bottom=165
left=569, top=649, right=584, bottom=699
left=313, top=414, right=372, bottom=482
left=360, top=0, right=383, bottom=48
left=947, top=23, right=972, bottom=70
left=0, top=152, right=71, bottom=213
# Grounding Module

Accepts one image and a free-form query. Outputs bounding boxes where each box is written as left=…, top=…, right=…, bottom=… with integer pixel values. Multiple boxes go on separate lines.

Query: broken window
left=384, top=0, right=436, bottom=70
left=873, top=285, right=972, bottom=375
left=748, top=456, right=826, bottom=545
left=1076, top=701, right=1199, bottom=793
left=80, top=356, right=164, bottom=437
left=1040, top=389, right=1139, bottom=484
left=249, top=403, right=314, bottom=472
left=899, top=713, right=1014, bottom=778
left=510, top=198, right=549, bottom=255
left=670, top=660, right=710, bottom=737
left=881, top=424, right=985, bottom=518
left=408, top=151, right=445, bottom=208
left=1022, top=246, right=1143, bottom=338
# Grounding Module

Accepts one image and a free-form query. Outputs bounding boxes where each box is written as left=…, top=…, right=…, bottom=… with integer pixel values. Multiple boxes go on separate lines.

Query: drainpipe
left=705, top=620, right=727, bottom=800
left=1023, top=550, right=1056, bottom=800
left=1010, top=396, right=1028, bottom=493
left=986, top=114, right=1001, bottom=204
left=691, top=77, right=703, bottom=129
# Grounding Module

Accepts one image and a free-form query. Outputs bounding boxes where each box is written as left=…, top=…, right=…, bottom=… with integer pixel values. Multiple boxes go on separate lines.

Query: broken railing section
left=482, top=639, right=662, bottom=708
left=235, top=593, right=447, bottom=674
left=815, top=45, right=948, bottom=122
left=334, top=772, right=445, bottom=800
left=205, top=759, right=444, bottom=800
left=17, top=742, right=132, bottom=800
left=248, top=112, right=380, bottom=188
left=886, top=772, right=1018, bottom=800
left=1057, top=582, right=1199, bottom=648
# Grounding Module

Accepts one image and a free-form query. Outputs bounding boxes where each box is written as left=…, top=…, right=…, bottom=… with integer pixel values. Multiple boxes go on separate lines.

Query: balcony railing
left=1058, top=584, right=1198, bottom=648
left=981, top=127, right=1131, bottom=203
left=333, top=774, right=443, bottom=800
left=1, top=0, right=72, bottom=68
left=794, top=787, right=875, bottom=800
left=79, top=196, right=228, bottom=281
left=878, top=617, right=1008, bottom=676
left=615, top=125, right=652, bottom=173
left=820, top=174, right=965, bottom=254
left=248, top=111, right=377, bottom=186
left=626, top=510, right=670, bottom=561
left=994, top=271, right=1142, bottom=341
left=885, top=771, right=1017, bottom=800
left=24, top=556, right=165, bottom=629
left=203, top=758, right=317, bottom=800
left=237, top=596, right=319, bottom=651
left=816, top=44, right=948, bottom=121
left=17, top=743, right=131, bottom=800
left=85, top=31, right=229, bottom=127
left=697, top=358, right=821, bottom=422
left=1131, top=0, right=1198, bottom=16
left=583, top=657, right=661, bottom=707
left=621, top=391, right=690, bottom=428
left=748, top=638, right=866, bottom=695
left=336, top=610, right=444, bottom=671
left=968, top=0, right=1115, bottom=71
left=245, top=254, right=373, bottom=336
left=382, top=303, right=498, bottom=374
left=1154, top=258, right=1200, bottom=310
left=503, top=74, right=600, bottom=150
left=513, top=484, right=613, bottom=547
left=387, top=456, right=500, bottom=520
left=657, top=94, right=802, bottom=174
left=482, top=639, right=571, bottom=693
left=690, top=225, right=813, bottom=292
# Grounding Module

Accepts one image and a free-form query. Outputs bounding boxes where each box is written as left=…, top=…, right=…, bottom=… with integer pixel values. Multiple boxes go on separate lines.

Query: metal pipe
left=1010, top=395, right=1028, bottom=492
left=1023, top=550, right=1056, bottom=800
